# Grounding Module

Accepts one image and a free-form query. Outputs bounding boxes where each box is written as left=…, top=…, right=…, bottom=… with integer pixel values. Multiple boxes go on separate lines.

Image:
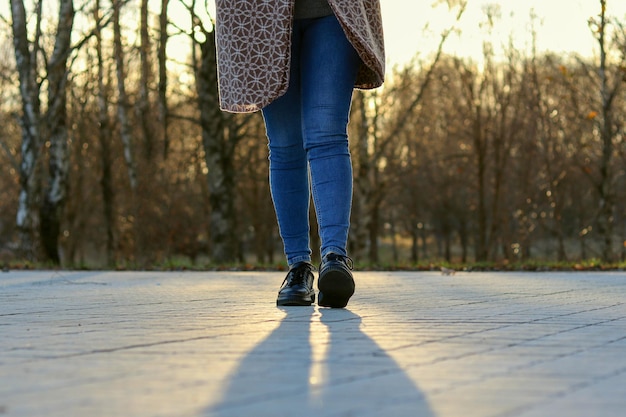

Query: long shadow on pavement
left=205, top=307, right=433, bottom=417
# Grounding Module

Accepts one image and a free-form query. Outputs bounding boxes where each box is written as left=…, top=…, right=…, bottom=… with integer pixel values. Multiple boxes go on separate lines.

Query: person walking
left=214, top=0, right=385, bottom=307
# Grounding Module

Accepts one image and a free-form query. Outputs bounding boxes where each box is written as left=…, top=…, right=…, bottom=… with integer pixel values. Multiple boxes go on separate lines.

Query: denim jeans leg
left=262, top=22, right=312, bottom=267
left=262, top=15, right=360, bottom=265
left=301, top=15, right=361, bottom=259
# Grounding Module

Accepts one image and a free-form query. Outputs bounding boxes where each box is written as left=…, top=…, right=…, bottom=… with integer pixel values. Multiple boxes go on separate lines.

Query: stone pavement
left=1, top=270, right=625, bottom=417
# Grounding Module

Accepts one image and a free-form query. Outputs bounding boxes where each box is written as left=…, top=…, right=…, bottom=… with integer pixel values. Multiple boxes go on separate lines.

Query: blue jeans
left=262, top=15, right=361, bottom=267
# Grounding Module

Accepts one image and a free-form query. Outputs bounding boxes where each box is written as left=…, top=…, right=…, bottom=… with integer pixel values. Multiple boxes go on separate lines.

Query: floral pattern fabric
left=215, top=0, right=385, bottom=113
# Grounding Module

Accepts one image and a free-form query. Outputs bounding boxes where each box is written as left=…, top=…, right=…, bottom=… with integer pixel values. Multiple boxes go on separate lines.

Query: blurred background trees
left=0, top=0, right=625, bottom=267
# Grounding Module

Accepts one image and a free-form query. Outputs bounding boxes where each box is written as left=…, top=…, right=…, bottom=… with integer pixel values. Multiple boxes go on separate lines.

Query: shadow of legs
left=205, top=307, right=434, bottom=417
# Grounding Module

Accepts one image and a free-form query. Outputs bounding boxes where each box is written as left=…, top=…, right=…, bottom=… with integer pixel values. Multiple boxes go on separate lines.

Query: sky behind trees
left=379, top=0, right=626, bottom=65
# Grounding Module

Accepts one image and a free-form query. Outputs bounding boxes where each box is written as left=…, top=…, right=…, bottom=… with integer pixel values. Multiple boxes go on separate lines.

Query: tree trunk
left=596, top=0, right=617, bottom=262
left=158, top=0, right=170, bottom=159
left=11, top=0, right=43, bottom=260
left=459, top=217, right=468, bottom=263
left=368, top=198, right=380, bottom=263
left=389, top=217, right=399, bottom=264
left=196, top=29, right=239, bottom=263
left=39, top=0, right=75, bottom=264
left=137, top=0, right=154, bottom=159
left=113, top=0, right=139, bottom=260
left=351, top=89, right=390, bottom=264
left=444, top=231, right=452, bottom=262
left=95, top=0, right=116, bottom=266
left=350, top=91, right=371, bottom=260
left=474, top=102, right=489, bottom=262
left=411, top=227, right=419, bottom=263
left=113, top=0, right=138, bottom=192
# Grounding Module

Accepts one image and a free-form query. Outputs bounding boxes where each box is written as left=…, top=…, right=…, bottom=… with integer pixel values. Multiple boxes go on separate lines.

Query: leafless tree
left=39, top=0, right=75, bottom=263
left=112, top=0, right=137, bottom=192
left=11, top=0, right=75, bottom=262
left=351, top=1, right=467, bottom=263
left=588, top=0, right=624, bottom=261
left=158, top=0, right=170, bottom=158
left=10, top=0, right=43, bottom=259
left=186, top=1, right=249, bottom=263
left=94, top=0, right=116, bottom=265
left=136, top=0, right=154, bottom=159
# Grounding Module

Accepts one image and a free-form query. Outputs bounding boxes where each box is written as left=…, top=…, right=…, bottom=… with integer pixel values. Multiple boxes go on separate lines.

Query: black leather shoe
left=318, top=253, right=354, bottom=308
left=276, top=262, right=315, bottom=306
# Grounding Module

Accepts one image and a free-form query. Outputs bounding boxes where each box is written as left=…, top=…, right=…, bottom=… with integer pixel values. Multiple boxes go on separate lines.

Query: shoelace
left=284, top=263, right=312, bottom=287
left=323, top=253, right=354, bottom=270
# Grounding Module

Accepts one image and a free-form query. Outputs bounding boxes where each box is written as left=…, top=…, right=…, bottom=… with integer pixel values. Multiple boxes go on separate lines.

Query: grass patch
left=2, top=257, right=625, bottom=272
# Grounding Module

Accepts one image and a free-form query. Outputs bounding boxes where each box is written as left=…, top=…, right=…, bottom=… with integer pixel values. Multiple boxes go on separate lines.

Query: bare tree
left=112, top=0, right=137, bottom=192
left=94, top=0, right=116, bottom=265
left=198, top=33, right=247, bottom=263
left=556, top=1, right=626, bottom=262
left=351, top=1, right=467, bottom=263
left=351, top=89, right=383, bottom=262
left=589, top=0, right=623, bottom=261
left=187, top=2, right=248, bottom=263
left=39, top=0, right=75, bottom=263
left=136, top=0, right=154, bottom=159
left=158, top=0, right=170, bottom=158
left=0, top=39, right=21, bottom=252
left=349, top=90, right=374, bottom=260
left=236, top=118, right=279, bottom=264
left=10, top=0, right=43, bottom=259
left=11, top=0, right=75, bottom=262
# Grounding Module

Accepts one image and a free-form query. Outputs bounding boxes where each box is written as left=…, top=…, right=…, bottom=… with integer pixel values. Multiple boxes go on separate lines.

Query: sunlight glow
left=308, top=309, right=330, bottom=399
left=158, top=0, right=626, bottom=72
left=381, top=0, right=626, bottom=65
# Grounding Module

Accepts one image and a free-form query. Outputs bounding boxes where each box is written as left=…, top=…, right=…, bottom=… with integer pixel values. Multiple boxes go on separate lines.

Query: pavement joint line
left=385, top=312, right=626, bottom=353
left=498, top=364, right=626, bottom=417
left=419, top=332, right=626, bottom=395
left=21, top=335, right=221, bottom=360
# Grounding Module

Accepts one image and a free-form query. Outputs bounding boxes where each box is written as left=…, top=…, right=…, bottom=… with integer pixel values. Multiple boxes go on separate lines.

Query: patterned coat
left=214, top=0, right=385, bottom=113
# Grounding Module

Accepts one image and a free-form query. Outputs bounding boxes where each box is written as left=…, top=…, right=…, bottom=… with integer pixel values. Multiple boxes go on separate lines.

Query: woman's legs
left=262, top=15, right=360, bottom=267
left=300, top=15, right=360, bottom=259
left=262, top=20, right=311, bottom=267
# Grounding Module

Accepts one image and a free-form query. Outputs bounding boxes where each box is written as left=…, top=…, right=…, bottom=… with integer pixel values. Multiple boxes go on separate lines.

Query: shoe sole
left=276, top=293, right=315, bottom=306
left=318, top=268, right=355, bottom=308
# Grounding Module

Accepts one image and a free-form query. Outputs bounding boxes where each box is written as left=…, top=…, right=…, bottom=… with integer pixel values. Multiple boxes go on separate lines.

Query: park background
left=1, top=0, right=626, bottom=269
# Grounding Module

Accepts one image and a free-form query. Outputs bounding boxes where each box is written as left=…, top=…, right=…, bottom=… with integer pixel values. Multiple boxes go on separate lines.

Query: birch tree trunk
left=11, top=0, right=43, bottom=260
left=39, top=0, right=75, bottom=263
left=112, top=0, right=140, bottom=260
left=113, top=0, right=137, bottom=192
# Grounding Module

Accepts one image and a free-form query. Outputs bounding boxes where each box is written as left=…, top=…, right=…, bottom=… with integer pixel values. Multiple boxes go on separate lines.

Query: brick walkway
left=1, top=270, right=625, bottom=417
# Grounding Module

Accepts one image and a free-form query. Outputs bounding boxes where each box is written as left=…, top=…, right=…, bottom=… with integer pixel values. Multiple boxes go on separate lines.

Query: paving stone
left=1, top=270, right=625, bottom=416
